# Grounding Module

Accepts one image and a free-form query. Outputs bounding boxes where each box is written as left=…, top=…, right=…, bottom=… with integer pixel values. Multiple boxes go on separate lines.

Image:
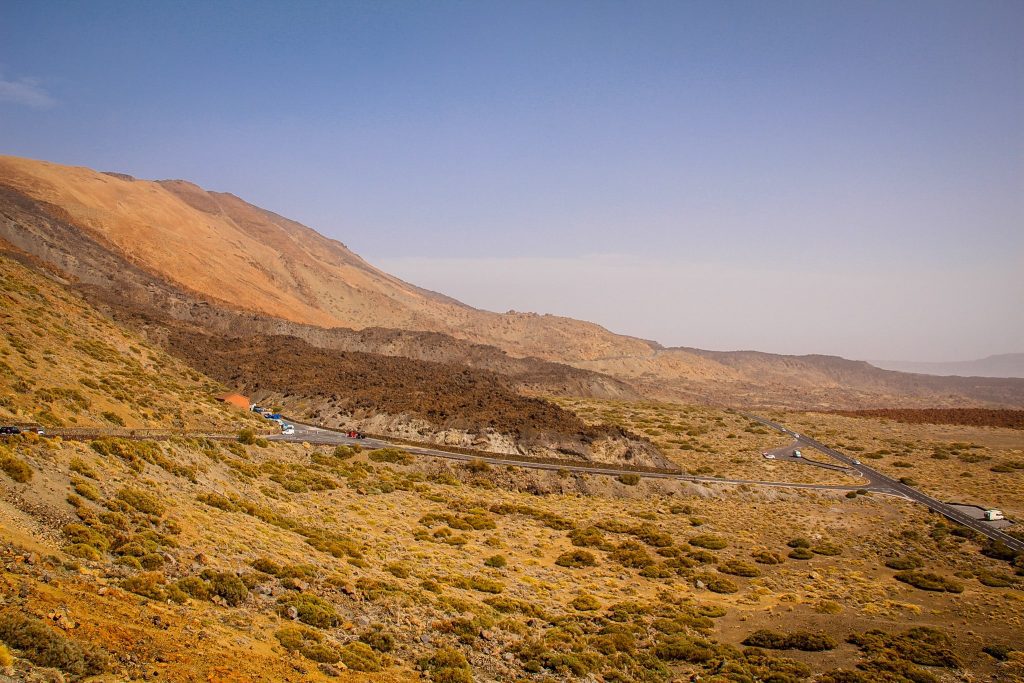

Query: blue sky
left=1, top=1, right=1021, bottom=360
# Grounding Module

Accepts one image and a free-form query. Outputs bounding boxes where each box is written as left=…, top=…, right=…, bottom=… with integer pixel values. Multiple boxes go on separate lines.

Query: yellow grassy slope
left=0, top=250, right=263, bottom=430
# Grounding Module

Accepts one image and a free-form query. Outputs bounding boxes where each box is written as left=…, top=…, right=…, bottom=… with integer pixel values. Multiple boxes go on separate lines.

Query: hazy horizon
left=2, top=1, right=1021, bottom=362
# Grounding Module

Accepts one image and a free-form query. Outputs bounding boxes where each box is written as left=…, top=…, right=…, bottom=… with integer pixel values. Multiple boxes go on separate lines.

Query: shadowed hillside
left=165, top=329, right=667, bottom=467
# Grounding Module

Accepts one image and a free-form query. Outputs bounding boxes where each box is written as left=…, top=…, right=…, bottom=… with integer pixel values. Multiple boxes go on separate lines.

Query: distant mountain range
left=870, top=354, right=1024, bottom=379
left=2, top=154, right=1023, bottom=409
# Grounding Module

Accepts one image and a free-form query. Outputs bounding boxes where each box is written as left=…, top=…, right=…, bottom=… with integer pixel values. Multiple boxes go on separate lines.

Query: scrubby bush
left=420, top=647, right=472, bottom=683
left=0, top=612, right=109, bottom=677
left=275, top=625, right=321, bottom=651
left=368, top=448, right=413, bottom=465
left=205, top=571, right=248, bottom=606
left=338, top=642, right=382, bottom=672
left=788, top=547, right=813, bottom=560
left=655, top=633, right=718, bottom=663
left=894, top=571, right=964, bottom=593
left=556, top=549, right=597, bottom=568
left=742, top=629, right=837, bottom=651
left=455, top=575, right=504, bottom=594
left=983, top=644, right=1015, bottom=661
left=811, top=542, right=843, bottom=556
left=978, top=572, right=1016, bottom=588
left=610, top=541, right=655, bottom=569
left=116, top=487, right=165, bottom=516
left=72, top=481, right=100, bottom=501
left=849, top=626, right=959, bottom=669
left=484, top=554, right=507, bottom=568
left=885, top=555, right=923, bottom=570
left=175, top=576, right=210, bottom=600
left=571, top=594, right=601, bottom=611
left=752, top=550, right=783, bottom=565
left=302, top=642, right=342, bottom=663
left=465, top=459, right=490, bottom=473
left=69, top=457, right=98, bottom=479
left=360, top=626, right=396, bottom=653
left=718, top=559, right=760, bottom=577
left=617, top=474, right=641, bottom=486
left=277, top=593, right=340, bottom=628
left=250, top=557, right=282, bottom=576
left=689, top=534, right=727, bottom=550
left=786, top=537, right=810, bottom=548
left=695, top=573, right=738, bottom=594
left=237, top=428, right=257, bottom=445
left=0, top=451, right=32, bottom=483
left=333, top=444, right=357, bottom=459
left=569, top=526, right=607, bottom=548
left=122, top=571, right=170, bottom=600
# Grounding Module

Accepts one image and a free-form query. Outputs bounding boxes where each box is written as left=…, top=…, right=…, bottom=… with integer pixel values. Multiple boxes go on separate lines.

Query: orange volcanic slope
left=0, top=155, right=658, bottom=364
left=4, top=154, right=1023, bottom=409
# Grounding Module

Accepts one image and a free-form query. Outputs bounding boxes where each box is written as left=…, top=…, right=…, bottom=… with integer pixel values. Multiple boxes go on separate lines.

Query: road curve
left=740, top=412, right=1024, bottom=553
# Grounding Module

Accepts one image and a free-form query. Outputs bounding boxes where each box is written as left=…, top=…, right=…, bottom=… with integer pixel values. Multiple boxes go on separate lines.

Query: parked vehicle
left=252, top=406, right=264, bottom=413
left=984, top=509, right=1005, bottom=521
left=282, top=426, right=295, bottom=436
left=792, top=449, right=802, bottom=458
left=0, top=426, right=22, bottom=435
left=762, top=453, right=776, bottom=459
left=266, top=413, right=282, bottom=420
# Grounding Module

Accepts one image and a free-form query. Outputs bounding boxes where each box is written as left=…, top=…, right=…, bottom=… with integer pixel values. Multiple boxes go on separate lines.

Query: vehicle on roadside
left=762, top=452, right=776, bottom=459
left=985, top=509, right=1005, bottom=521
left=281, top=426, right=295, bottom=436
left=252, top=406, right=264, bottom=413
left=792, top=449, right=802, bottom=458
left=852, top=459, right=861, bottom=465
left=0, top=426, right=21, bottom=435
left=266, top=413, right=282, bottom=420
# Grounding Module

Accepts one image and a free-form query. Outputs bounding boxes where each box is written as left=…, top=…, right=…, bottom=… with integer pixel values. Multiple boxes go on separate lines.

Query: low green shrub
left=277, top=593, right=340, bottom=628
left=359, top=626, right=396, bottom=653
left=571, top=594, right=601, bottom=611
left=894, top=571, right=964, bottom=593
left=742, top=629, right=837, bottom=651
left=752, top=550, right=783, bottom=564
left=0, top=612, right=109, bottom=677
left=338, top=642, right=382, bottom=672
left=718, top=559, right=760, bottom=577
left=695, top=573, right=738, bottom=594
left=420, top=647, right=472, bottom=683
left=556, top=549, right=597, bottom=568
left=0, top=451, right=32, bottom=483
left=811, top=542, right=843, bottom=556
left=368, top=448, right=413, bottom=465
left=689, top=534, right=727, bottom=550
left=885, top=555, right=923, bottom=570
left=484, top=554, right=507, bottom=568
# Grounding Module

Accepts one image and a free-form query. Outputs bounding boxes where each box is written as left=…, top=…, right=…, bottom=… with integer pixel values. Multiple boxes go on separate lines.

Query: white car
left=852, top=460, right=861, bottom=465
left=762, top=453, right=776, bottom=460
left=282, top=427, right=295, bottom=436
left=793, top=449, right=802, bottom=458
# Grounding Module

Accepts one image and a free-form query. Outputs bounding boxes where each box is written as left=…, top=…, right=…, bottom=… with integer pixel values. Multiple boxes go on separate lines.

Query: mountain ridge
left=3, top=154, right=1023, bottom=409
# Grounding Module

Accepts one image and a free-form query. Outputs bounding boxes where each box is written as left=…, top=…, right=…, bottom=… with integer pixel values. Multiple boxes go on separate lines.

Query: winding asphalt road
left=270, top=422, right=871, bottom=492
left=741, top=412, right=1024, bottom=553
